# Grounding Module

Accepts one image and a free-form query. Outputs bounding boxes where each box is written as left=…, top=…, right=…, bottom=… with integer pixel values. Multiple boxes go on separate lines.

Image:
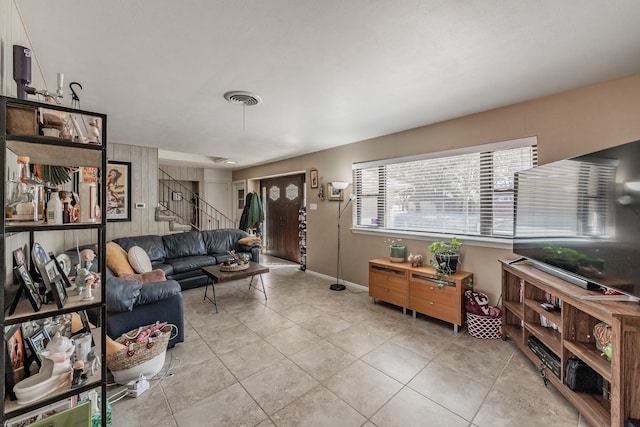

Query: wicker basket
left=220, top=262, right=249, bottom=272
left=467, top=312, right=502, bottom=339
left=107, top=325, right=172, bottom=372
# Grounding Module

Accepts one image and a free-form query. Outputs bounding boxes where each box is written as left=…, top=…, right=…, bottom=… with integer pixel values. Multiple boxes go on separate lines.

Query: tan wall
left=233, top=74, right=640, bottom=303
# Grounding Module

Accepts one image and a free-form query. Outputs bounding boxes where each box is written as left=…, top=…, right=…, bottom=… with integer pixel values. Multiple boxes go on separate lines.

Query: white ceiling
left=16, top=0, right=640, bottom=169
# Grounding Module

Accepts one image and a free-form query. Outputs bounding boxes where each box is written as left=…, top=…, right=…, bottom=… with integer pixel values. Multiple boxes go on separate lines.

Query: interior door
left=262, top=174, right=304, bottom=262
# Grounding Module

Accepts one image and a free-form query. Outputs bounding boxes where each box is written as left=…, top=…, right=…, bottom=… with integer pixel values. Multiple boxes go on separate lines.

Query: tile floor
left=109, top=257, right=592, bottom=427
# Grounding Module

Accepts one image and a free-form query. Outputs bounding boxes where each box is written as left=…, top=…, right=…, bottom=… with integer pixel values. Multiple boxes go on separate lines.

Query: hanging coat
left=238, top=192, right=254, bottom=231
left=246, top=192, right=265, bottom=231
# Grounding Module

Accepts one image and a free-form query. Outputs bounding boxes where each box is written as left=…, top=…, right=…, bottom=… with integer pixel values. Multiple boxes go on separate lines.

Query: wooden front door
left=262, top=174, right=304, bottom=262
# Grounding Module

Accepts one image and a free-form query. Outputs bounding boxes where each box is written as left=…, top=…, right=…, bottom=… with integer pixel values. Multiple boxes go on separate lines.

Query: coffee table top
left=202, top=261, right=269, bottom=283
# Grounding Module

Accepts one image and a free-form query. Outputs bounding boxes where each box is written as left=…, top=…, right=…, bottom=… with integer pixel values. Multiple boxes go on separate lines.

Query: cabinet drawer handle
left=385, top=288, right=389, bottom=292
left=430, top=301, right=434, bottom=305
left=430, top=286, right=434, bottom=290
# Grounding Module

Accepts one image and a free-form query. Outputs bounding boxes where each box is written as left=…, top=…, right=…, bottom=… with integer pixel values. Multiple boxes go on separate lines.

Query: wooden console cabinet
left=369, top=258, right=473, bottom=331
left=500, top=260, right=640, bottom=427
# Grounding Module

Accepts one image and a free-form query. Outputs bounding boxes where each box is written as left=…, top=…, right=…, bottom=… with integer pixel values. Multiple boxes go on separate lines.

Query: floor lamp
left=330, top=181, right=355, bottom=291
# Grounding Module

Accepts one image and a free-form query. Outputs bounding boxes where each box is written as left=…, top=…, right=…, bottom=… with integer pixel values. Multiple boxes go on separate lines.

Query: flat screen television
left=513, top=138, right=640, bottom=299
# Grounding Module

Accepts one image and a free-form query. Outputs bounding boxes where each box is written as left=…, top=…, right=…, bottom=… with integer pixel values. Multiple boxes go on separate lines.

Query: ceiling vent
left=224, top=91, right=262, bottom=106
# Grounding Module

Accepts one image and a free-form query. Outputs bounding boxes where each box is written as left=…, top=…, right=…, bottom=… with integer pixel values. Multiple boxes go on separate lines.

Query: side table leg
left=453, top=324, right=458, bottom=333
left=248, top=274, right=268, bottom=301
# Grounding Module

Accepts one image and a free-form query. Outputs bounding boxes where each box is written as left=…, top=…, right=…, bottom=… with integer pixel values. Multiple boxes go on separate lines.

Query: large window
left=352, top=137, right=537, bottom=239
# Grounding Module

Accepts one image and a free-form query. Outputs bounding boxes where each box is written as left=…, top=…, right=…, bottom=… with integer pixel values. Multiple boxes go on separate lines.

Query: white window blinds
left=352, top=138, right=538, bottom=238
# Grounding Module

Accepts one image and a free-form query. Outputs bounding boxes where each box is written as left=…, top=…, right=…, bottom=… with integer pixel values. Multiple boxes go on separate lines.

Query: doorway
left=262, top=174, right=304, bottom=262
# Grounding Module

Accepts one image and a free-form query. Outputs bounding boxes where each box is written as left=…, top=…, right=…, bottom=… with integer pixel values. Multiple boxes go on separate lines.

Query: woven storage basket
left=107, top=325, right=171, bottom=372
left=467, top=312, right=502, bottom=339
left=220, top=262, right=249, bottom=272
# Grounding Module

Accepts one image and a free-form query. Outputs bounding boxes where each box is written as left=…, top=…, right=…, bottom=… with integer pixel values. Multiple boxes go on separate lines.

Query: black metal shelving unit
left=1, top=96, right=108, bottom=425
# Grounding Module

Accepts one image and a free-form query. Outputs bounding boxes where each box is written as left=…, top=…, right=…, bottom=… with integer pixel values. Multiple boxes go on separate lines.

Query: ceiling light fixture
left=224, top=91, right=262, bottom=132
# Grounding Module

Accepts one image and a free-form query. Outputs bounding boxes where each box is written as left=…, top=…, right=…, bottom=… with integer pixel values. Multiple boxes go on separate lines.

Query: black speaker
left=565, top=358, right=602, bottom=394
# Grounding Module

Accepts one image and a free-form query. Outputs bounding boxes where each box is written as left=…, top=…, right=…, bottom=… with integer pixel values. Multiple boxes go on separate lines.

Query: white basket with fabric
left=466, top=312, right=502, bottom=339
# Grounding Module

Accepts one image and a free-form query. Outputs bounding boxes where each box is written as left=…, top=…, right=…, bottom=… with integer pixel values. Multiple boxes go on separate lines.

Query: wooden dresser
left=368, top=258, right=473, bottom=331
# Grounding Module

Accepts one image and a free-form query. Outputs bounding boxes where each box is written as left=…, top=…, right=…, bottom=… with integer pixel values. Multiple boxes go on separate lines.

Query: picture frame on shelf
left=4, top=324, right=26, bottom=401
left=310, top=169, right=319, bottom=189
left=31, top=242, right=49, bottom=277
left=26, top=327, right=51, bottom=368
left=49, top=252, right=73, bottom=289
left=40, top=259, right=67, bottom=309
left=327, top=183, right=344, bottom=201
left=13, top=247, right=26, bottom=268
left=13, top=265, right=42, bottom=313
left=106, top=161, right=131, bottom=222
left=4, top=397, right=71, bottom=426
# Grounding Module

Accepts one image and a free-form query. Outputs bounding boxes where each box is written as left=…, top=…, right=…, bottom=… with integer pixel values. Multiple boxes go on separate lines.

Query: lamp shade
left=331, top=181, right=349, bottom=190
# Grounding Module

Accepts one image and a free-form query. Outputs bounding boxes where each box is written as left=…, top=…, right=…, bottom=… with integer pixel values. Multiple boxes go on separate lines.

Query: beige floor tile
left=218, top=339, right=284, bottom=379
left=173, top=382, right=268, bottom=427
left=324, top=360, right=403, bottom=417
left=166, top=337, right=215, bottom=368
left=264, top=325, right=321, bottom=356
left=187, top=309, right=242, bottom=332
left=243, top=311, right=296, bottom=337
left=271, top=385, right=367, bottom=427
left=371, top=387, right=469, bottom=427
left=432, top=341, right=509, bottom=386
left=162, top=355, right=237, bottom=413
left=390, top=326, right=450, bottom=359
left=290, top=339, right=356, bottom=381
left=361, top=341, right=429, bottom=384
left=297, top=313, right=352, bottom=337
left=201, top=322, right=262, bottom=355
left=241, top=359, right=318, bottom=415
left=276, top=303, right=327, bottom=323
left=473, top=389, right=579, bottom=427
left=109, top=382, right=177, bottom=427
left=408, top=361, right=490, bottom=421
left=327, top=324, right=388, bottom=357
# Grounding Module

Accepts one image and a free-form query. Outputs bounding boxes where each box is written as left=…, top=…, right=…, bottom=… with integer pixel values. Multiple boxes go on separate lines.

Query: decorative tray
left=219, top=263, right=249, bottom=272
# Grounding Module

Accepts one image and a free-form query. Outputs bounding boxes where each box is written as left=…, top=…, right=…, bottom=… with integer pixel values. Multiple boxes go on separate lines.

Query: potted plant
left=428, top=237, right=461, bottom=276
left=383, top=238, right=406, bottom=262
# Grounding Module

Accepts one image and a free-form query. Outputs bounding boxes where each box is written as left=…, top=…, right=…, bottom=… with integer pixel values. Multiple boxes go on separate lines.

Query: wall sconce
left=618, top=180, right=640, bottom=205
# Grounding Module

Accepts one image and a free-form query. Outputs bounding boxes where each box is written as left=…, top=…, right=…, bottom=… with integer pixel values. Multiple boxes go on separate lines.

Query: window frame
left=351, top=137, right=538, bottom=242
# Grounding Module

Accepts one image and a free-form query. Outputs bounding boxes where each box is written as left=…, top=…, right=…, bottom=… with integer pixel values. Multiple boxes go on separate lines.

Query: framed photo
left=31, top=242, right=49, bottom=274
left=40, top=260, right=67, bottom=309
left=106, top=160, right=131, bottom=222
left=13, top=265, right=41, bottom=312
left=310, top=169, right=319, bottom=189
left=49, top=252, right=72, bottom=289
left=5, top=324, right=26, bottom=401
left=26, top=327, right=51, bottom=367
left=13, top=247, right=26, bottom=268
left=328, top=183, right=344, bottom=201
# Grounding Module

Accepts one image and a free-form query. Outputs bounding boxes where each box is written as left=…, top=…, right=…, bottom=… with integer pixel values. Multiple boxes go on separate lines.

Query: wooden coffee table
left=202, top=262, right=269, bottom=312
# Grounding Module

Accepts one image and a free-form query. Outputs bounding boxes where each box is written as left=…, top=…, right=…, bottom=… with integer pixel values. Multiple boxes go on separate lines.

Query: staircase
left=156, top=169, right=235, bottom=232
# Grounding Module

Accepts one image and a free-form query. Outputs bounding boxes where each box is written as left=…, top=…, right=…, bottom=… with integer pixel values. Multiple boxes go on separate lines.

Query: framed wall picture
left=13, top=265, right=42, bottom=312
left=40, top=260, right=67, bottom=309
left=328, top=183, right=344, bottom=201
left=26, top=327, right=51, bottom=367
left=106, top=160, right=131, bottom=221
left=4, top=324, right=26, bottom=401
left=309, top=169, right=319, bottom=189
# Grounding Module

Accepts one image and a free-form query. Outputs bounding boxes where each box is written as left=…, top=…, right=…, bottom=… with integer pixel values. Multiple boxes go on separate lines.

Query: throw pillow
left=119, top=269, right=166, bottom=284
left=128, top=246, right=153, bottom=273
left=106, top=241, right=135, bottom=276
left=238, top=236, right=261, bottom=246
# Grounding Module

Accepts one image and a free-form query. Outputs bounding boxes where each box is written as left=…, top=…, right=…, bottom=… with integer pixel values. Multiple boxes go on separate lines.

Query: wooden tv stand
left=500, top=260, right=640, bottom=427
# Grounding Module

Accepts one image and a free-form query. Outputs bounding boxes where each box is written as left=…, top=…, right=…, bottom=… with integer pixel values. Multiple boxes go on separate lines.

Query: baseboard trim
left=304, top=270, right=368, bottom=292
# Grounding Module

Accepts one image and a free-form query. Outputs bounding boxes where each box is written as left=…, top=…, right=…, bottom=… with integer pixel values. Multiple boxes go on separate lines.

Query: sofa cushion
left=106, top=277, right=142, bottom=312
left=120, top=269, right=166, bottom=284
left=106, top=242, right=135, bottom=276
left=136, top=280, right=181, bottom=305
left=113, top=235, right=167, bottom=263
left=162, top=231, right=206, bottom=259
left=202, top=229, right=249, bottom=255
left=165, top=255, right=217, bottom=274
left=238, top=236, right=261, bottom=246
left=128, top=246, right=153, bottom=273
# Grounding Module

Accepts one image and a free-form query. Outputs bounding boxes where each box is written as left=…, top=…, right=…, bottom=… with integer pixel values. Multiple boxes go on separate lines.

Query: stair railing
left=158, top=169, right=235, bottom=231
